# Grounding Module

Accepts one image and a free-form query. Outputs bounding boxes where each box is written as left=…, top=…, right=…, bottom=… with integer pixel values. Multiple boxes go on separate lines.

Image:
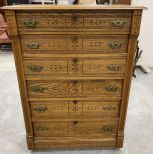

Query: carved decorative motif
left=89, top=19, right=103, bottom=25
left=49, top=65, right=63, bottom=71
left=72, top=121, right=79, bottom=133
left=45, top=16, right=66, bottom=26
left=53, top=103, right=67, bottom=111
left=5, top=10, right=18, bottom=35
left=88, top=64, right=104, bottom=70
left=29, top=80, right=121, bottom=97
left=69, top=101, right=81, bottom=113
left=70, top=80, right=80, bottom=94
left=68, top=36, right=82, bottom=50
left=89, top=41, right=103, bottom=47
left=32, top=101, right=118, bottom=118
left=47, top=41, right=63, bottom=48
left=71, top=59, right=79, bottom=72
left=30, top=83, right=68, bottom=95
left=67, top=16, right=83, bottom=27
left=48, top=19, right=58, bottom=25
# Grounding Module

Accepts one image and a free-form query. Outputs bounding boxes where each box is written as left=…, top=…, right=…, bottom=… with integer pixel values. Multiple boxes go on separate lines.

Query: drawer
left=17, top=11, right=132, bottom=34
left=27, top=80, right=123, bottom=98
left=23, top=58, right=126, bottom=76
left=30, top=100, right=120, bottom=119
left=21, top=35, right=128, bottom=53
left=33, top=119, right=118, bottom=137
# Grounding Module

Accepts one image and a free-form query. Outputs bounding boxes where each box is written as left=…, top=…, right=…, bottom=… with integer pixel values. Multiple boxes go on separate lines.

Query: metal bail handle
left=111, top=20, right=125, bottom=27
left=29, top=65, right=44, bottom=72
left=24, top=19, right=38, bottom=27
left=107, top=64, right=121, bottom=71
left=34, top=107, right=48, bottom=112
left=105, top=85, right=118, bottom=92
left=108, top=42, right=121, bottom=49
left=27, top=42, right=40, bottom=49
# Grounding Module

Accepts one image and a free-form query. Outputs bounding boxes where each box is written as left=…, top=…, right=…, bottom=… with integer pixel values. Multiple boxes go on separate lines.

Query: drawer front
left=24, top=58, right=126, bottom=76
left=27, top=80, right=123, bottom=98
left=21, top=35, right=128, bottom=53
left=33, top=120, right=118, bottom=137
left=31, top=100, right=120, bottom=119
left=17, top=12, right=132, bottom=34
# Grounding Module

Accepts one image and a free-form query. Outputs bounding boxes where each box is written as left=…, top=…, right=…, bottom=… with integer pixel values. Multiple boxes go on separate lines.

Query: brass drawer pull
left=36, top=127, right=49, bottom=131
left=105, top=85, right=118, bottom=92
left=103, top=126, right=113, bottom=132
left=28, top=65, right=44, bottom=72
left=108, top=42, right=121, bottom=49
left=34, top=107, right=48, bottom=112
left=103, top=106, right=116, bottom=111
left=111, top=20, right=125, bottom=27
left=27, top=43, right=40, bottom=49
left=24, top=19, right=38, bottom=27
left=107, top=64, right=121, bottom=71
left=31, top=86, right=46, bottom=93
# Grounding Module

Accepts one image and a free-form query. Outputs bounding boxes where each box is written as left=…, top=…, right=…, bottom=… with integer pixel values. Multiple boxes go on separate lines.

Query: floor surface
left=0, top=53, right=153, bottom=154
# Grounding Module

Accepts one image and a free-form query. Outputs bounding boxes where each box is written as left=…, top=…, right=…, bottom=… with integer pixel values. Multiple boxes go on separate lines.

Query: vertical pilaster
left=5, top=10, right=34, bottom=150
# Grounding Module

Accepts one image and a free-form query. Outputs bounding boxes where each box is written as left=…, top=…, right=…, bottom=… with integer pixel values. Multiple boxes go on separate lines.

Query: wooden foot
left=26, top=135, right=34, bottom=150
left=116, top=133, right=124, bottom=148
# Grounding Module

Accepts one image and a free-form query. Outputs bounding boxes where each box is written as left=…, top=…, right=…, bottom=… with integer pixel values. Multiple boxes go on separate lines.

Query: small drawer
left=27, top=79, right=123, bottom=98
left=30, top=100, right=120, bottom=119
left=17, top=11, right=132, bottom=34
left=21, top=35, right=128, bottom=53
left=33, top=119, right=118, bottom=137
left=23, top=58, right=126, bottom=76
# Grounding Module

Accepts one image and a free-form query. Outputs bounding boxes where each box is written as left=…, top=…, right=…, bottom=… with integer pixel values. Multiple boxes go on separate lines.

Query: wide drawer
left=16, top=11, right=132, bottom=34
left=21, top=35, right=128, bottom=53
left=31, top=100, right=120, bottom=119
left=27, top=80, right=123, bottom=98
left=33, top=119, right=118, bottom=137
left=23, top=58, right=126, bottom=76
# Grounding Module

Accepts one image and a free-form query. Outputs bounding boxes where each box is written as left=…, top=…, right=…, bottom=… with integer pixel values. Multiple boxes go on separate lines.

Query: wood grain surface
left=3, top=5, right=145, bottom=149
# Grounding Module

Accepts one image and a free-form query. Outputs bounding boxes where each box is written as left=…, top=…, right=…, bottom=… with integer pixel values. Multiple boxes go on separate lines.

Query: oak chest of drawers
left=3, top=5, right=146, bottom=149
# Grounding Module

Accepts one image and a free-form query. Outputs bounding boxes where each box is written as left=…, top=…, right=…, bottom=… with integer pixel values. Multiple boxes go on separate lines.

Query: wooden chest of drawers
left=3, top=5, right=146, bottom=149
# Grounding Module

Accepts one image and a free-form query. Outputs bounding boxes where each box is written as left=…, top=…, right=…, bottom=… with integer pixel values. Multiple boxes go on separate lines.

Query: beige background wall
left=132, top=0, right=153, bottom=68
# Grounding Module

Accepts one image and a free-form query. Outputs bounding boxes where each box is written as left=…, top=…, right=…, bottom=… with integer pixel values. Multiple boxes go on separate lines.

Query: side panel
left=5, top=10, right=34, bottom=149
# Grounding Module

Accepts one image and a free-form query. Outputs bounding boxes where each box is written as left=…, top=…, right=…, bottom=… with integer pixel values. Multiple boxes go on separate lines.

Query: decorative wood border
left=5, top=10, right=18, bottom=36
left=5, top=10, right=34, bottom=149
left=117, top=10, right=143, bottom=147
